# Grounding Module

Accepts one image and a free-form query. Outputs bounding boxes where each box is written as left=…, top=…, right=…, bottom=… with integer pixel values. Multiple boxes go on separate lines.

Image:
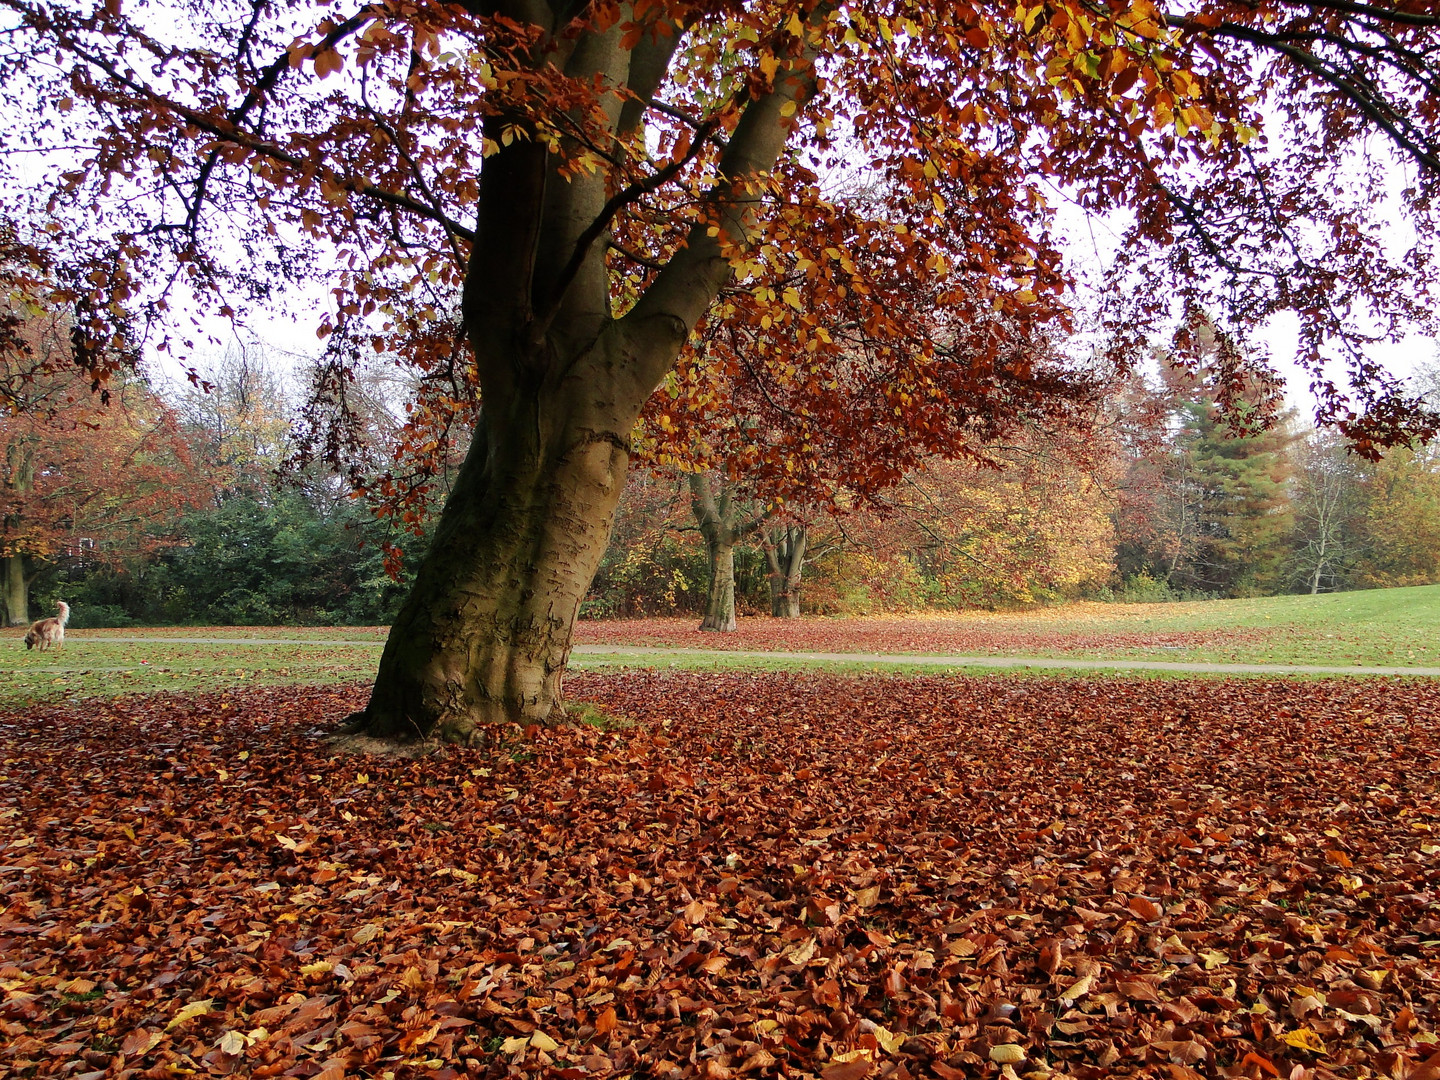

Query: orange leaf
left=1128, top=896, right=1162, bottom=921
left=822, top=1061, right=873, bottom=1080
left=1239, top=1051, right=1280, bottom=1077
left=594, top=1006, right=617, bottom=1036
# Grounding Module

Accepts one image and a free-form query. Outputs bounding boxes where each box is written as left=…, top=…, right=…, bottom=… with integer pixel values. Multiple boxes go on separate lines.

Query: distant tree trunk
left=764, top=524, right=808, bottom=617
left=701, top=534, right=739, bottom=632
left=3, top=439, right=35, bottom=627
left=1309, top=532, right=1330, bottom=594
left=690, top=473, right=765, bottom=633
left=2, top=555, right=26, bottom=626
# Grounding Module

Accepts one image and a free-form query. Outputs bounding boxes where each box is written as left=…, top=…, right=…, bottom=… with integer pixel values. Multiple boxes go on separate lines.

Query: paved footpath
left=3, top=638, right=1439, bottom=677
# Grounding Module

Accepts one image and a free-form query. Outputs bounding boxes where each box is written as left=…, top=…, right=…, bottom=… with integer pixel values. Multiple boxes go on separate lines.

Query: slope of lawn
left=2, top=672, right=1437, bottom=1079
left=0, top=635, right=384, bottom=706
left=3, top=585, right=1440, bottom=709
left=575, top=584, right=1440, bottom=667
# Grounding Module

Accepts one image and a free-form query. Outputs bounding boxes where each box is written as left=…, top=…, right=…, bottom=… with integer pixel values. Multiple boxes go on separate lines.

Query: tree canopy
left=6, top=0, right=1438, bottom=427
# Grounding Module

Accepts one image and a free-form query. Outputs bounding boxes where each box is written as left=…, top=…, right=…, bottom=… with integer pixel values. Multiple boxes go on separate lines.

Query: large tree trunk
left=356, top=366, right=630, bottom=742
left=2, top=555, right=26, bottom=626
left=346, top=8, right=818, bottom=740
left=700, top=535, right=738, bottom=632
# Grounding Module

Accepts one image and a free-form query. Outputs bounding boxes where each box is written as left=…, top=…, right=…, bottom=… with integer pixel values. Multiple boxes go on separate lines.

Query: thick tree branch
left=617, top=16, right=683, bottom=138
left=620, top=33, right=825, bottom=392
left=535, top=110, right=722, bottom=335
left=1285, top=0, right=1440, bottom=28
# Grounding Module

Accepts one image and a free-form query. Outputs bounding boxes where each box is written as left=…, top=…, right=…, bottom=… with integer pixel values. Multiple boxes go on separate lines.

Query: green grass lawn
left=1034, top=585, right=1440, bottom=665
left=0, top=635, right=383, bottom=707
left=2, top=584, right=1439, bottom=707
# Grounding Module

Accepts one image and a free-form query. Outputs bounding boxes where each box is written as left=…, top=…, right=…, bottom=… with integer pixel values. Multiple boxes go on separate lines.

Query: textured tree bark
left=356, top=382, right=631, bottom=741
left=2, top=555, right=27, bottom=626
left=346, top=7, right=819, bottom=740
left=700, top=536, right=738, bottom=632
left=764, top=524, right=807, bottom=618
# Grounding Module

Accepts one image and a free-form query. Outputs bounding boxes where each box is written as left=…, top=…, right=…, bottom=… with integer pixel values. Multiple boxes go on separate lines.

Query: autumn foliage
left=0, top=387, right=200, bottom=563
left=3, top=673, right=1439, bottom=1079
left=6, top=0, right=1440, bottom=730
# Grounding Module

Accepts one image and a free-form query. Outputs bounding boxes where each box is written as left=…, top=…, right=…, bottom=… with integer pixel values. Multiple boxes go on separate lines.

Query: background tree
left=1354, top=444, right=1440, bottom=589
left=584, top=470, right=706, bottom=618
left=0, top=369, right=204, bottom=625
left=1113, top=321, right=1299, bottom=598
left=7, top=0, right=1440, bottom=737
left=846, top=432, right=1117, bottom=609
left=176, top=346, right=296, bottom=496
left=1287, top=430, right=1365, bottom=594
left=637, top=209, right=1096, bottom=631
left=1166, top=397, right=1297, bottom=596
left=762, top=518, right=823, bottom=618
left=686, top=472, right=769, bottom=632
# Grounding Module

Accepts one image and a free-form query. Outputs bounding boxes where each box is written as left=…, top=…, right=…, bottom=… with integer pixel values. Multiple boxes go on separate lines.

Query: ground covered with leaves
left=576, top=617, right=1267, bottom=660
left=2, top=673, right=1439, bottom=1080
